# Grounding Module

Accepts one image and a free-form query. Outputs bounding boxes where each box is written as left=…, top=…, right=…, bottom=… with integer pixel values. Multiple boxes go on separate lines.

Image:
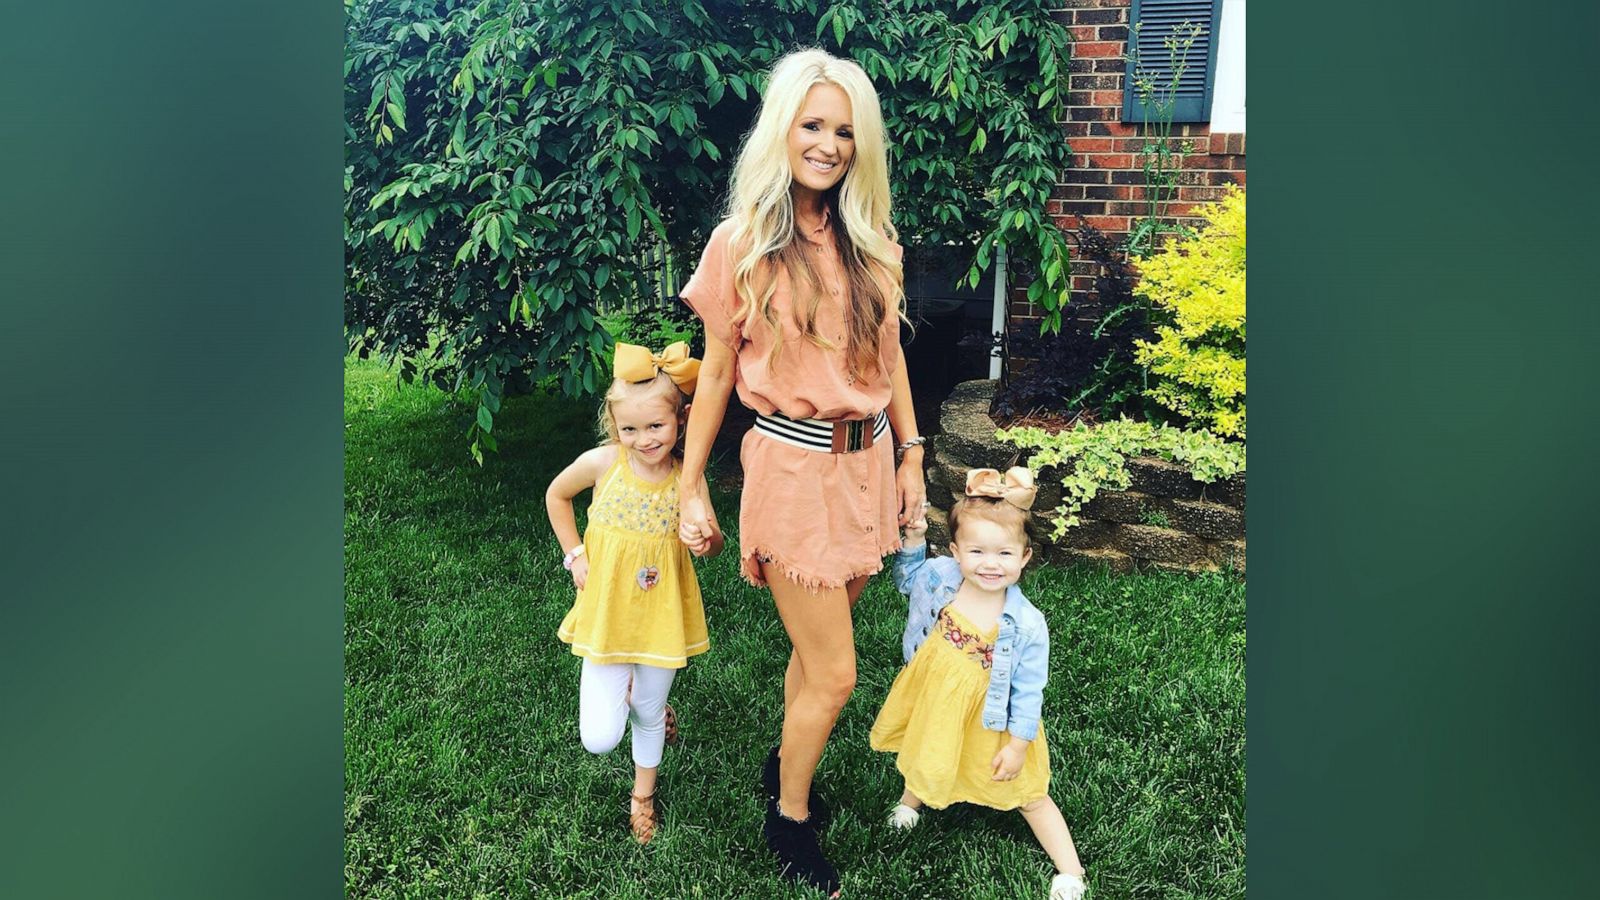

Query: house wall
left=1008, top=0, right=1247, bottom=339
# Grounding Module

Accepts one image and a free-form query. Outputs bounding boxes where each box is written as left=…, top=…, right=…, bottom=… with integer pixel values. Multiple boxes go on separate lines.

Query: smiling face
left=610, top=391, right=681, bottom=465
left=787, top=82, right=855, bottom=198
left=950, top=516, right=1033, bottom=593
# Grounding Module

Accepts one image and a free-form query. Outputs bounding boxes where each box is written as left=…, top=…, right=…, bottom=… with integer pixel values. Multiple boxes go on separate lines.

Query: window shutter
left=1122, top=0, right=1224, bottom=124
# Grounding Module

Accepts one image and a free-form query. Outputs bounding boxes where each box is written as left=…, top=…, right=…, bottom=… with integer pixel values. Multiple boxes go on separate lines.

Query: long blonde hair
left=724, top=48, right=905, bottom=380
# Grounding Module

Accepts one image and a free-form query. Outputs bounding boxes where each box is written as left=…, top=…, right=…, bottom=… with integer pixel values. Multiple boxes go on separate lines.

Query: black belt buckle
left=845, top=418, right=865, bottom=452
left=826, top=415, right=873, bottom=454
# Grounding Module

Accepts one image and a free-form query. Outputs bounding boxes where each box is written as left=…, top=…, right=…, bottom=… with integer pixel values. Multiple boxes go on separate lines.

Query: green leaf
left=345, top=0, right=1088, bottom=461
left=476, top=404, right=493, bottom=433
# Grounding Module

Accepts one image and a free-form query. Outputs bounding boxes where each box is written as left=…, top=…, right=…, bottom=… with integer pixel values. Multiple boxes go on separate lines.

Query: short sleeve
left=679, top=220, right=741, bottom=350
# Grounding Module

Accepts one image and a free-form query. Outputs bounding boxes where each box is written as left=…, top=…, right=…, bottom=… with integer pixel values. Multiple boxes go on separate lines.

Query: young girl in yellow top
left=870, top=468, right=1088, bottom=900
left=544, top=342, right=723, bottom=845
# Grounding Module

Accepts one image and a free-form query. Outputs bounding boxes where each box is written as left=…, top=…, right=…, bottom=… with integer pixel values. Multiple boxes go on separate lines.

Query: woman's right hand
left=679, top=490, right=713, bottom=551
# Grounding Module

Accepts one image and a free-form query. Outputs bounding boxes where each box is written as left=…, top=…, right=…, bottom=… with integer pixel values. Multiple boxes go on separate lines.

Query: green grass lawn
left=345, top=356, right=1245, bottom=899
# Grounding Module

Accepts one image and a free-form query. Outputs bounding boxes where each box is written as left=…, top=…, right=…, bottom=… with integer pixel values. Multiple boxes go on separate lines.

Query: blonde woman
left=676, top=48, right=926, bottom=895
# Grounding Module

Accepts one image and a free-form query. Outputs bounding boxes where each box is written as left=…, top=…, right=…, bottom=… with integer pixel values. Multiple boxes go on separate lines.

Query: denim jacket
left=892, top=542, right=1050, bottom=741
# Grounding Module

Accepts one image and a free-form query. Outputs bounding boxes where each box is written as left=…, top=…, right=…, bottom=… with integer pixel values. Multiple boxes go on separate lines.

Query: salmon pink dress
left=680, top=206, right=905, bottom=591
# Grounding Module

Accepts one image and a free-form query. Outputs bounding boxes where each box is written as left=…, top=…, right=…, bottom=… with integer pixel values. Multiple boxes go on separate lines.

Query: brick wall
left=1008, top=0, right=1246, bottom=337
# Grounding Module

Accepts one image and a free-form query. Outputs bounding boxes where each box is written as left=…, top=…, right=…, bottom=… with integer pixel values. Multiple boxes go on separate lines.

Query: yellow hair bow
left=614, top=341, right=700, bottom=396
left=964, top=466, right=1038, bottom=511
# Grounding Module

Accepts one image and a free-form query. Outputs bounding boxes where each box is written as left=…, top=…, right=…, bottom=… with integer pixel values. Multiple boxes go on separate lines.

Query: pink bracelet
left=562, top=544, right=585, bottom=570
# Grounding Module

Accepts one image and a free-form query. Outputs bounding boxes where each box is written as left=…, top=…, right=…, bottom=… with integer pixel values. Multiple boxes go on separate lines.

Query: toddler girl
left=545, top=341, right=723, bottom=844
left=869, top=467, right=1088, bottom=900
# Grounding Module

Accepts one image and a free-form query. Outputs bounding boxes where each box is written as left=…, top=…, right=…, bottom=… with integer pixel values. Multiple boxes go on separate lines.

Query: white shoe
left=1050, top=872, right=1086, bottom=900
left=887, top=803, right=921, bottom=829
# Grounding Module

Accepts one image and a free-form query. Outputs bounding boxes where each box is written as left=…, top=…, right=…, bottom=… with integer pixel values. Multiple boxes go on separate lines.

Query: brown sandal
left=630, top=791, right=658, bottom=845
left=664, top=703, right=679, bottom=746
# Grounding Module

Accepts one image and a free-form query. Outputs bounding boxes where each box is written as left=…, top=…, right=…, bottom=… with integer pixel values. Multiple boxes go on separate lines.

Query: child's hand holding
left=679, top=520, right=710, bottom=555
left=902, top=506, right=929, bottom=545
left=569, top=554, right=589, bottom=590
left=991, top=737, right=1029, bottom=781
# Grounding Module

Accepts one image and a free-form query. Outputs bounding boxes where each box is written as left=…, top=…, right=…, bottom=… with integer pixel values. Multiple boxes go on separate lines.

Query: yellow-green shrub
left=998, top=418, right=1246, bottom=539
left=1134, top=187, right=1246, bottom=438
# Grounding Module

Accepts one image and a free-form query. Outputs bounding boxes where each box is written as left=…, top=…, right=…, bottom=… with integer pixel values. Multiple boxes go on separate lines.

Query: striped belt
left=754, top=409, right=889, bottom=454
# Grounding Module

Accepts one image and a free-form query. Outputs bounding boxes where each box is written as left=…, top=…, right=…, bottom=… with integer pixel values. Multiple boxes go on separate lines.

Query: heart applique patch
left=636, top=566, right=660, bottom=591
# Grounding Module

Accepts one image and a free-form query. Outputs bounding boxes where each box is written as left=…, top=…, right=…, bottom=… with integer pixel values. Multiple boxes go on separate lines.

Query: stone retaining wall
left=924, top=380, right=1245, bottom=576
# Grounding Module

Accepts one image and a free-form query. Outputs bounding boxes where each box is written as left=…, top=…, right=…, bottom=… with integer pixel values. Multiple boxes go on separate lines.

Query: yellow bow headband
left=964, top=466, right=1038, bottom=511
left=613, top=341, right=700, bottom=396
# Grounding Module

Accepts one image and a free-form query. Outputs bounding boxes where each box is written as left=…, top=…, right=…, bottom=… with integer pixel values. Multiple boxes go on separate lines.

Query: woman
left=676, top=47, right=927, bottom=895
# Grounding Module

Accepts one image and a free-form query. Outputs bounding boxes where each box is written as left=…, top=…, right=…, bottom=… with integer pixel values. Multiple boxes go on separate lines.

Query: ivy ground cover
left=345, top=356, right=1245, bottom=899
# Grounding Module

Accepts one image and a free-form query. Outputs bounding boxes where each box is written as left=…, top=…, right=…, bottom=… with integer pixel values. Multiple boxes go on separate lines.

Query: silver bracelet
left=896, top=436, right=927, bottom=452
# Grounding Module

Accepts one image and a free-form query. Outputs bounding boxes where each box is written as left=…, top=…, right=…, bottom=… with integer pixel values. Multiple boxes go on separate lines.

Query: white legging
left=578, top=660, right=677, bottom=769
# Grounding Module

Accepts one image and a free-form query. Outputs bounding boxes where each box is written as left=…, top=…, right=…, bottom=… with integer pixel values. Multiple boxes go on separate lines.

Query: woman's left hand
left=896, top=452, right=927, bottom=527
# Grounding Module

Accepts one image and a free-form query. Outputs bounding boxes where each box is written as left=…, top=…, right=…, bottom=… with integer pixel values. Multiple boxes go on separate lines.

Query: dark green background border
left=3, top=2, right=1597, bottom=897
left=1251, top=1, right=1600, bottom=897
left=1, top=2, right=343, bottom=898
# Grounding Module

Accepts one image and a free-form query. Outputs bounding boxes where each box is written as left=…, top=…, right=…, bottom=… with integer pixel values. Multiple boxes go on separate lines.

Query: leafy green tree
left=346, top=0, right=1076, bottom=461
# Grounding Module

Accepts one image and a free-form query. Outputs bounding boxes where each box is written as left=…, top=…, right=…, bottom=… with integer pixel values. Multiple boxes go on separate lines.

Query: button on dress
left=680, top=207, right=906, bottom=590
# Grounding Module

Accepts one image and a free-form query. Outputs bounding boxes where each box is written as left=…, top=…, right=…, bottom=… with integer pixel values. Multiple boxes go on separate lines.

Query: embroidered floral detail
left=589, top=466, right=678, bottom=536
left=938, top=608, right=995, bottom=670
left=636, top=566, right=660, bottom=591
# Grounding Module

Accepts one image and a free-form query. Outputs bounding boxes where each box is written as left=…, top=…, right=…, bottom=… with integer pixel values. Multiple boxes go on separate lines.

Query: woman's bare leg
left=769, top=566, right=863, bottom=821
left=782, top=573, right=870, bottom=717
left=1019, top=796, right=1086, bottom=877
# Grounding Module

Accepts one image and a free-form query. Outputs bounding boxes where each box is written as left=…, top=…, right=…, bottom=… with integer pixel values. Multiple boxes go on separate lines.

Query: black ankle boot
left=761, top=745, right=832, bottom=828
left=762, top=796, right=840, bottom=896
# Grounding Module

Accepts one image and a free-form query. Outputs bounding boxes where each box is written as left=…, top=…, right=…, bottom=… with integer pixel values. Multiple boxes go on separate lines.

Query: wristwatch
left=562, top=544, right=586, bottom=570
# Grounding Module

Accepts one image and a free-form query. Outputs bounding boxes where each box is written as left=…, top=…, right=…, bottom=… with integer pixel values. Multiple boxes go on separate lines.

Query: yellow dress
left=557, top=450, right=709, bottom=668
left=869, top=605, right=1051, bottom=810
